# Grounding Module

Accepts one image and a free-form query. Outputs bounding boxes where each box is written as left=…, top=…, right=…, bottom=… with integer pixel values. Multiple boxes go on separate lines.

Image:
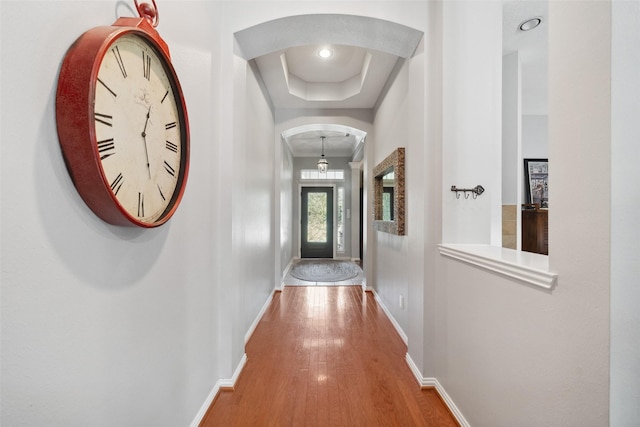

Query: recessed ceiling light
left=318, top=48, right=333, bottom=59
left=519, top=17, right=542, bottom=31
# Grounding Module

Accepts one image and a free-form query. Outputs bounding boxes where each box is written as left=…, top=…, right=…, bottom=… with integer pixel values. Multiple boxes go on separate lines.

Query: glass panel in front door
left=307, top=192, right=327, bottom=243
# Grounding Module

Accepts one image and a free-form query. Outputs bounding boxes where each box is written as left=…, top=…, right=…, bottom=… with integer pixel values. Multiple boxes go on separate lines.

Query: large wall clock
left=56, top=0, right=189, bottom=227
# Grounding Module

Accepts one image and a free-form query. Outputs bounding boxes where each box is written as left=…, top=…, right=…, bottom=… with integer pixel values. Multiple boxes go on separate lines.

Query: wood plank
left=200, top=286, right=458, bottom=426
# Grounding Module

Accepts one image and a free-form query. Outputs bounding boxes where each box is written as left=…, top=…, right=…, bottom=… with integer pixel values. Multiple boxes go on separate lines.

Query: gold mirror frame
left=372, top=147, right=405, bottom=235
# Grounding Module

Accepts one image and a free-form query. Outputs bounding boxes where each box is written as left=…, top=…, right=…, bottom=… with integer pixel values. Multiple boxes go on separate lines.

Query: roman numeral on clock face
left=166, top=141, right=178, bottom=153
left=97, top=138, right=115, bottom=160
left=138, top=192, right=145, bottom=217
left=165, top=122, right=177, bottom=130
left=95, top=112, right=113, bottom=127
left=110, top=173, right=124, bottom=196
left=112, top=46, right=127, bottom=78
left=142, top=51, right=151, bottom=81
left=164, top=161, right=176, bottom=177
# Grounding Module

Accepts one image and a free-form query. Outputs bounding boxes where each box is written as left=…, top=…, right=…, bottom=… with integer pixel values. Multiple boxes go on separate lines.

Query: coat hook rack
left=451, top=185, right=485, bottom=199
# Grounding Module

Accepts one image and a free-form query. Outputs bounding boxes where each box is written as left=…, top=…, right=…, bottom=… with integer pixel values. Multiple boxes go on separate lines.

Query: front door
left=301, top=187, right=333, bottom=258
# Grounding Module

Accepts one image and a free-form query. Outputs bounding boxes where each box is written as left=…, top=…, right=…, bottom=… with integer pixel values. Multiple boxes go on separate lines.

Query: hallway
left=201, top=286, right=457, bottom=426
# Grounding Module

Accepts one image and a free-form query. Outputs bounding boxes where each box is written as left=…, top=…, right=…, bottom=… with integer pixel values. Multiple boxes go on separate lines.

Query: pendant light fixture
left=317, top=136, right=329, bottom=174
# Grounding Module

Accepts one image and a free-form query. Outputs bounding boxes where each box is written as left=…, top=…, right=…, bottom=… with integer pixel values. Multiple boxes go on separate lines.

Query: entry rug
left=290, top=260, right=360, bottom=282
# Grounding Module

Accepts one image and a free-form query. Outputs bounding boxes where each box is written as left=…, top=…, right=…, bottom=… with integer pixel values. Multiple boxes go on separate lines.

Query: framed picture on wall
left=524, top=158, right=548, bottom=208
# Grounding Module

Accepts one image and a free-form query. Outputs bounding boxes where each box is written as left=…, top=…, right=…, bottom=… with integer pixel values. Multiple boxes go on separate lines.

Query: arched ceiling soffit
left=234, top=15, right=423, bottom=108
left=234, top=14, right=423, bottom=60
left=282, top=124, right=366, bottom=159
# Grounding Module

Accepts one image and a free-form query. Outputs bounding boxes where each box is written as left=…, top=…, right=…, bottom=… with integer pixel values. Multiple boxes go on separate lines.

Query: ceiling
left=281, top=129, right=359, bottom=158
left=254, top=43, right=400, bottom=158
left=238, top=4, right=547, bottom=158
left=254, top=45, right=400, bottom=110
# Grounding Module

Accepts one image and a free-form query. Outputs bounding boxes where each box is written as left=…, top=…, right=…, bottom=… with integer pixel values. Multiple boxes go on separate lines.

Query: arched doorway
left=282, top=123, right=366, bottom=261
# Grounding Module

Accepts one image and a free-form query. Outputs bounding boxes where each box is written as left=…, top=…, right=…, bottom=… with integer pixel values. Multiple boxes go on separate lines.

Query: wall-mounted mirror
left=373, top=147, right=405, bottom=235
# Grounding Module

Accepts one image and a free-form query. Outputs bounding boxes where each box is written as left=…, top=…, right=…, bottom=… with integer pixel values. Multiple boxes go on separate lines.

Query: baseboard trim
left=361, top=275, right=371, bottom=292
left=219, top=353, right=247, bottom=389
left=189, top=353, right=248, bottom=427
left=189, top=381, right=220, bottom=427
left=279, top=258, right=297, bottom=290
left=405, top=353, right=470, bottom=427
left=245, top=289, right=276, bottom=344
left=371, top=289, right=408, bottom=345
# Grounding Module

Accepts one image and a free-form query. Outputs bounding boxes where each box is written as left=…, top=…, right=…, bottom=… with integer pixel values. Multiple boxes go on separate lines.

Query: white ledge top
left=438, top=244, right=558, bottom=290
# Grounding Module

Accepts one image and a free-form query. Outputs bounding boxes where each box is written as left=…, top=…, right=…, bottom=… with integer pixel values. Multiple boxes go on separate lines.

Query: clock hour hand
left=141, top=106, right=152, bottom=179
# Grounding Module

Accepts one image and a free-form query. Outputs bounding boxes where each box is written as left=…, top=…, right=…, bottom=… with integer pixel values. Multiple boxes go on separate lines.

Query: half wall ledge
left=438, top=244, right=558, bottom=290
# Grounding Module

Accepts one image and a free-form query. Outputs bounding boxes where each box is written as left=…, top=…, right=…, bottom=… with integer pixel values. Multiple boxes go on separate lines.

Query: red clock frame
left=56, top=12, right=190, bottom=228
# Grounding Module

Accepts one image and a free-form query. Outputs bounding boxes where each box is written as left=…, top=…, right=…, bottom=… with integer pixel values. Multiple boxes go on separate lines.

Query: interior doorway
left=301, top=186, right=333, bottom=258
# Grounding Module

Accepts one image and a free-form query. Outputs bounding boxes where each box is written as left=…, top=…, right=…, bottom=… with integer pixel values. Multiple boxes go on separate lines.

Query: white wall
left=547, top=1, right=611, bottom=422
left=278, top=139, right=294, bottom=277
left=522, top=115, right=548, bottom=158
left=1, top=2, right=222, bottom=425
left=502, top=52, right=521, bottom=205
left=441, top=1, right=503, bottom=246
left=211, top=2, right=283, bottom=384
left=232, top=59, right=276, bottom=354
left=611, top=0, right=640, bottom=424
left=429, top=1, right=611, bottom=425
left=371, top=29, right=432, bottom=366
left=420, top=0, right=444, bottom=381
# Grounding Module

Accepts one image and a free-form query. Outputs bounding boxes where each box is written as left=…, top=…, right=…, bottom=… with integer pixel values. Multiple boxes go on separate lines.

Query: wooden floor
left=201, top=286, right=458, bottom=426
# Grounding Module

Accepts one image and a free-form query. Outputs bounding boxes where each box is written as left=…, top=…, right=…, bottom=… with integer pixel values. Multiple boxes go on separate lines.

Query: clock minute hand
left=141, top=106, right=152, bottom=179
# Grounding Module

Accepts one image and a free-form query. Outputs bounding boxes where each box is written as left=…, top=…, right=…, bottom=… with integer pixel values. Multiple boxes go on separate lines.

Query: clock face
left=93, top=33, right=185, bottom=224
